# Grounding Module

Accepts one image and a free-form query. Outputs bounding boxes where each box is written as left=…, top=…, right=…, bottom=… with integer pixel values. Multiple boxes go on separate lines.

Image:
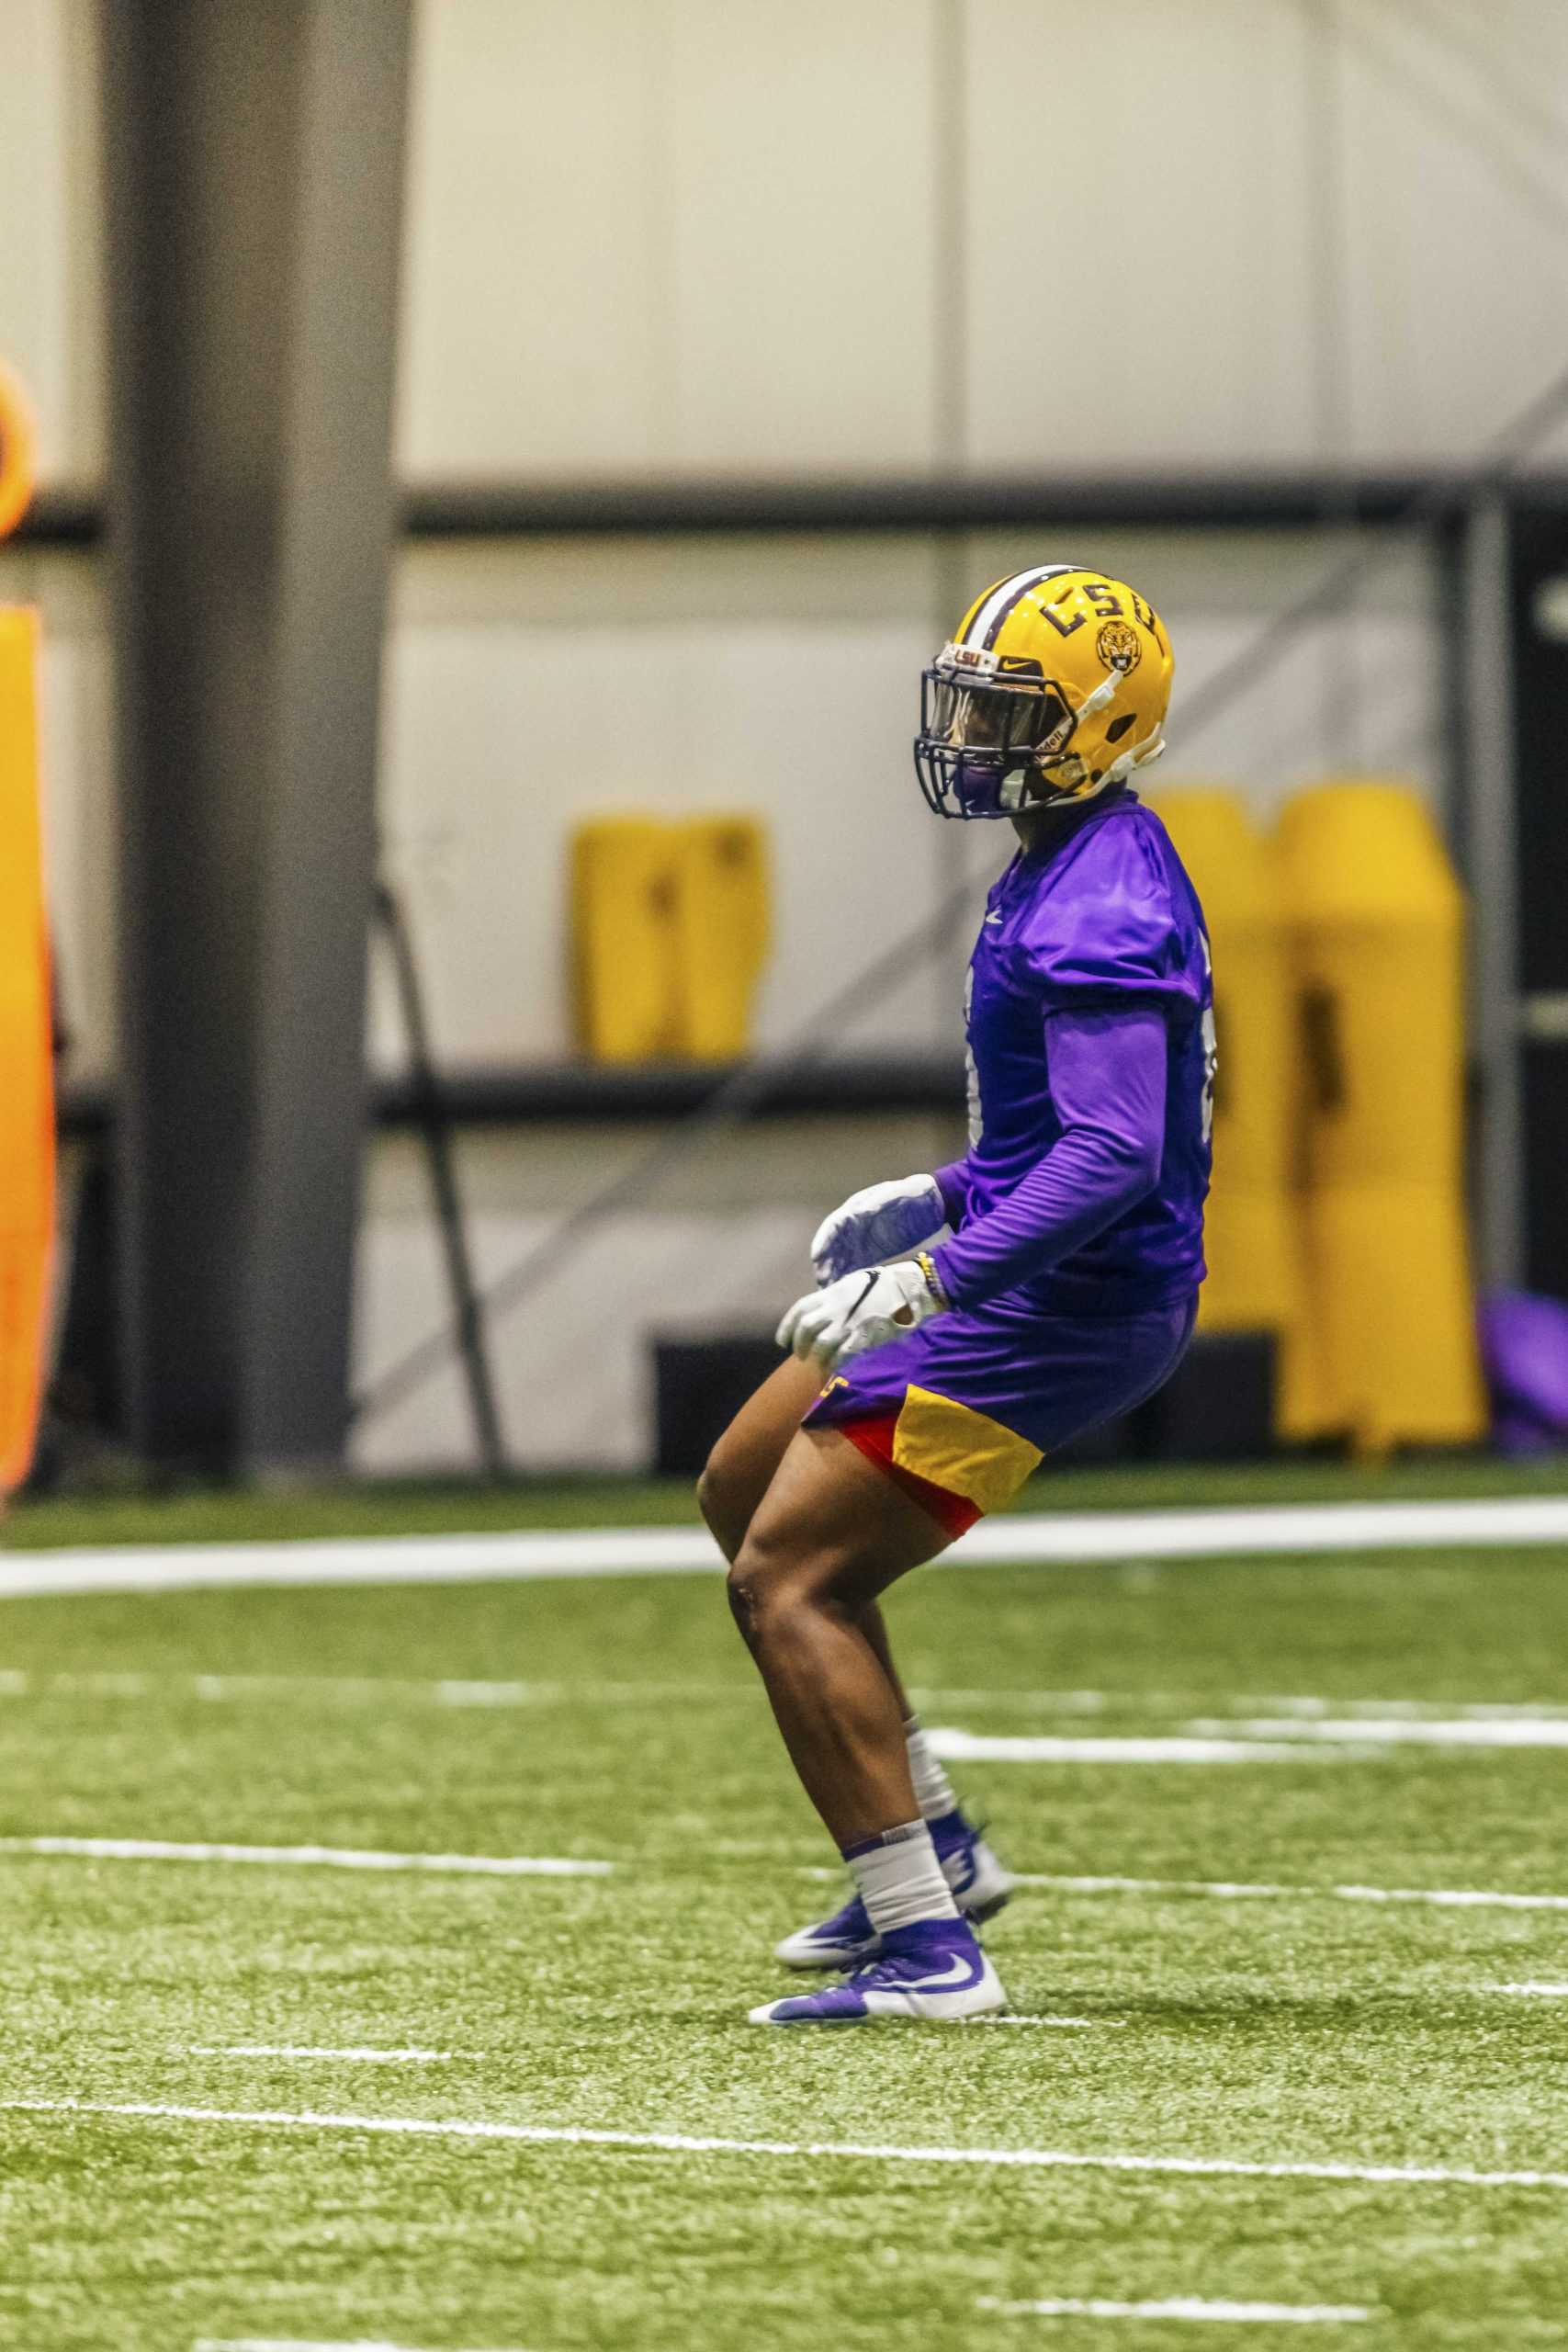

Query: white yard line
left=917, top=1690, right=1568, bottom=1721
left=1014, top=1871, right=1568, bottom=1913
left=1233, top=1696, right=1568, bottom=1723
left=0, top=1668, right=741, bottom=1708
left=195, top=2340, right=529, bottom=2351
left=10, top=2097, right=1568, bottom=2192
left=10, top=1672, right=1568, bottom=1740
left=948, top=1498, right=1568, bottom=1564
left=927, top=1730, right=1367, bottom=1765
left=964, top=2016, right=1123, bottom=2030
left=6, top=1493, right=1568, bottom=1597
left=977, top=2296, right=1372, bottom=2324
left=1487, top=1983, right=1568, bottom=1997
left=189, top=2046, right=457, bottom=2063
left=9, top=1668, right=1568, bottom=1732
left=915, top=1686, right=1124, bottom=1713
left=0, top=1837, right=611, bottom=1877
left=0, top=1529, right=728, bottom=1596
left=1190, top=1716, right=1568, bottom=1748
left=936, top=1714, right=1568, bottom=1757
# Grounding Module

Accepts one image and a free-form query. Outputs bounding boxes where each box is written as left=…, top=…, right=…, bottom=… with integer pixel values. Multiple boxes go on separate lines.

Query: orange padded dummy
left=0, top=364, right=52, bottom=1492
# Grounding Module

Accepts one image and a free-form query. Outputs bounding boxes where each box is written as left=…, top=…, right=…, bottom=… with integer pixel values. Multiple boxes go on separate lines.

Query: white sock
left=843, top=1820, right=959, bottom=1935
left=904, top=1713, right=960, bottom=1824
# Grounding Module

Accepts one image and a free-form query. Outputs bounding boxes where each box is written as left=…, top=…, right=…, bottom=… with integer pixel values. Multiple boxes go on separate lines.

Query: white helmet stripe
left=963, top=562, right=1079, bottom=651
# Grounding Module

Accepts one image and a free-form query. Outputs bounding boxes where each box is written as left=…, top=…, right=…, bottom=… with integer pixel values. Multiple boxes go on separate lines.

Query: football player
left=699, top=565, right=1213, bottom=2023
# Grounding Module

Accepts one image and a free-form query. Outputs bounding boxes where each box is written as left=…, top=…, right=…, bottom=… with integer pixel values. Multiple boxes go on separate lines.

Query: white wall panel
left=373, top=537, right=951, bottom=1070
left=352, top=1115, right=963, bottom=1473
left=400, top=0, right=940, bottom=479
left=353, top=1203, right=811, bottom=1473
left=961, top=0, right=1319, bottom=468
left=661, top=0, right=938, bottom=471
left=377, top=526, right=1440, bottom=1079
left=6, top=0, right=1568, bottom=492
left=1, top=524, right=1446, bottom=1101
left=1336, top=0, right=1568, bottom=463
left=0, top=0, right=104, bottom=484
left=401, top=0, right=1568, bottom=480
left=399, top=0, right=669, bottom=477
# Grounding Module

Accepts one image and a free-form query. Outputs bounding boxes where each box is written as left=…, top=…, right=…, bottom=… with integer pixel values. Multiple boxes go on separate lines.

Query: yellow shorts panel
left=891, top=1384, right=1043, bottom=1516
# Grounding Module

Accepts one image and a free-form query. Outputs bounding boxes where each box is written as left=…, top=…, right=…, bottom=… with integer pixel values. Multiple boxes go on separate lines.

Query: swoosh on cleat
left=900, top=1951, right=978, bottom=1992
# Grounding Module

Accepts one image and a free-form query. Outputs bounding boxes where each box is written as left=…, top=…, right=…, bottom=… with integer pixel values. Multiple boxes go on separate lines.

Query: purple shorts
left=803, top=1292, right=1198, bottom=1520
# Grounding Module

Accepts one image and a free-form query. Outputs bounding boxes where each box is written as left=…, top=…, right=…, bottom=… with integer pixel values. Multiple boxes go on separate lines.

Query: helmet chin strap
left=1005, top=675, right=1162, bottom=809
left=1002, top=672, right=1122, bottom=810
left=1021, top=724, right=1166, bottom=808
left=1105, top=727, right=1166, bottom=786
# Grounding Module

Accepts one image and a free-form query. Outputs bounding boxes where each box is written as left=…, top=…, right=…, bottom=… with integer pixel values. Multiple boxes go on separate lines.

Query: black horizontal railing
left=57, top=1051, right=969, bottom=1140
left=399, top=471, right=1460, bottom=537
left=13, top=489, right=105, bottom=547
left=19, top=468, right=1568, bottom=552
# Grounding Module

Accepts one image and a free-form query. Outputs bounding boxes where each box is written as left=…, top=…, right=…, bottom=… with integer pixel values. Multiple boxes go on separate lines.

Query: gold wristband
left=915, top=1250, right=951, bottom=1312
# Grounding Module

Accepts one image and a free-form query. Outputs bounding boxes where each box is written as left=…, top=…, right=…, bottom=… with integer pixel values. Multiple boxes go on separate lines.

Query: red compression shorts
left=835, top=1411, right=982, bottom=1541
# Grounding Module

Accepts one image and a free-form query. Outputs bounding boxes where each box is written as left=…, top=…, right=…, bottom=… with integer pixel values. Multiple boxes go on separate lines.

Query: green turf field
left=6, top=1474, right=1568, bottom=2349
left=10, top=1451, right=1568, bottom=1548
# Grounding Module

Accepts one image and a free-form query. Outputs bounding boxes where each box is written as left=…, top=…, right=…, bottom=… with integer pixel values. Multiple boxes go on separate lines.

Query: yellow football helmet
left=914, top=562, right=1174, bottom=820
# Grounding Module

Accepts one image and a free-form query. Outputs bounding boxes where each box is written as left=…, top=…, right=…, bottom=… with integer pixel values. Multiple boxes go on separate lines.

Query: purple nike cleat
left=774, top=1811, right=1015, bottom=1971
left=750, top=1915, right=1006, bottom=2024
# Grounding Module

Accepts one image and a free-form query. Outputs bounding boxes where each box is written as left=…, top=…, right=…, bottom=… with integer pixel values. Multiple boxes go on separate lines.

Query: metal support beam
left=102, top=0, right=412, bottom=1475
left=1459, top=496, right=1524, bottom=1288
left=1508, top=503, right=1568, bottom=1298
left=399, top=470, right=1541, bottom=540
left=22, top=472, right=1568, bottom=557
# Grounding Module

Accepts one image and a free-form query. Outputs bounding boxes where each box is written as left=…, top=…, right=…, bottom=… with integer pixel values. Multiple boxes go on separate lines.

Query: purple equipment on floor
left=1478, top=1290, right=1568, bottom=1455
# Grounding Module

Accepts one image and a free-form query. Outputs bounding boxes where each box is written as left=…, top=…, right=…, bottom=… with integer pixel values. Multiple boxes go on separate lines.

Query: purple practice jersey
left=930, top=789, right=1213, bottom=1317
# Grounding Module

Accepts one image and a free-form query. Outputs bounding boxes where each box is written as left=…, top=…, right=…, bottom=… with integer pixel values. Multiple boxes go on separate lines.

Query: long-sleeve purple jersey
left=928, top=790, right=1213, bottom=1317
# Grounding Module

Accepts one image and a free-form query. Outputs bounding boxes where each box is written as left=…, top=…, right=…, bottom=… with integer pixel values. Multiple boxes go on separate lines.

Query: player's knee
left=724, top=1547, right=780, bottom=1649
left=697, top=1442, right=752, bottom=1566
left=725, top=1554, right=761, bottom=1645
left=726, top=1531, right=799, bottom=1651
left=728, top=1522, right=854, bottom=1654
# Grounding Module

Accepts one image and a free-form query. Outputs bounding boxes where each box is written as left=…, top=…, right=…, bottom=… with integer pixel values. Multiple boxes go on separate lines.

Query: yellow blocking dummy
left=570, top=815, right=770, bottom=1063
left=1153, top=787, right=1322, bottom=1438
left=0, top=610, right=55, bottom=1492
left=570, top=818, right=679, bottom=1061
left=1278, top=781, right=1484, bottom=1456
left=668, top=817, right=770, bottom=1060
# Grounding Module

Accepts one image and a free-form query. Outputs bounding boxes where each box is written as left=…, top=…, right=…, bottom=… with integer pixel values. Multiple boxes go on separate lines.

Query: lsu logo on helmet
left=913, top=563, right=1174, bottom=820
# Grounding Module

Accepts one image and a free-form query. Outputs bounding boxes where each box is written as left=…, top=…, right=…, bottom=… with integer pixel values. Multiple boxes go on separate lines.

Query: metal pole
left=1460, top=493, right=1524, bottom=1287
left=374, top=882, right=509, bottom=1479
left=102, top=0, right=412, bottom=1476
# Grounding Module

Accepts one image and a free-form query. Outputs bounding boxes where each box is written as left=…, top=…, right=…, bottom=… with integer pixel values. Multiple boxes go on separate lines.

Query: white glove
left=810, top=1172, right=948, bottom=1285
left=776, top=1258, right=946, bottom=1373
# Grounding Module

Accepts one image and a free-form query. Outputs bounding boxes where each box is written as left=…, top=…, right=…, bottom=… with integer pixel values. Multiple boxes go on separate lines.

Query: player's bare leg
left=699, top=1358, right=917, bottom=1708
left=699, top=1369, right=1013, bottom=1970
left=728, top=1425, right=1006, bottom=2022
left=696, top=1354, right=822, bottom=1565
left=727, top=1426, right=938, bottom=1841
